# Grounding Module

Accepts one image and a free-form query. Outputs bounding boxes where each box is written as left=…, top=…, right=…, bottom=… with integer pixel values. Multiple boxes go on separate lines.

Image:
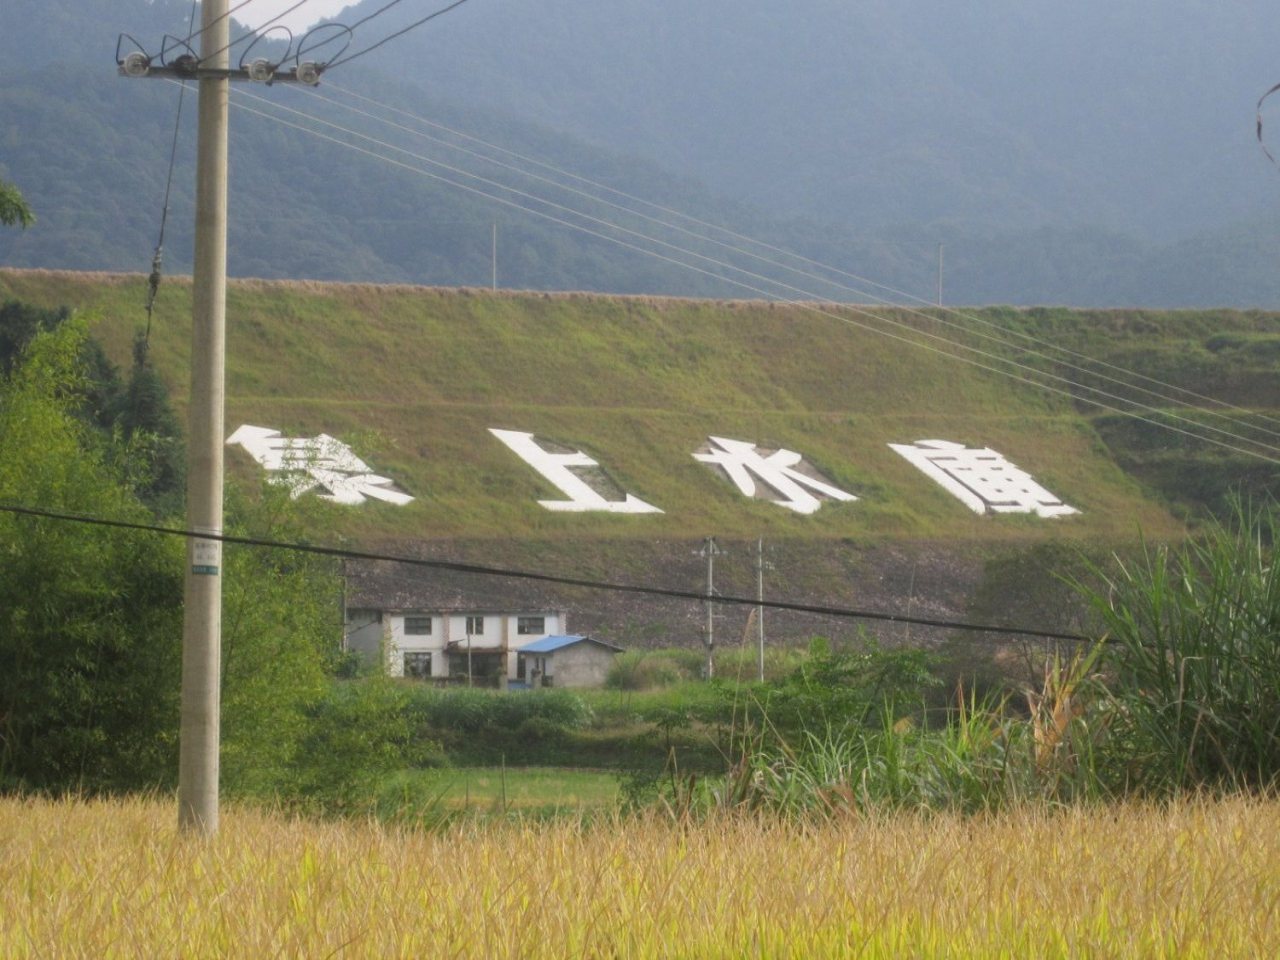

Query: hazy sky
left=237, top=0, right=356, bottom=33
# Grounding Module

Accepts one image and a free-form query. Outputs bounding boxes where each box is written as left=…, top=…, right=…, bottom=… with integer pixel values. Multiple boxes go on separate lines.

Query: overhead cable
left=0, top=502, right=1095, bottom=643
left=179, top=0, right=263, bottom=48
left=326, top=0, right=473, bottom=69
left=201, top=0, right=319, bottom=64
left=314, top=79, right=1280, bottom=442
left=144, top=0, right=200, bottom=341
left=226, top=89, right=1280, bottom=466
left=1259, top=80, right=1280, bottom=169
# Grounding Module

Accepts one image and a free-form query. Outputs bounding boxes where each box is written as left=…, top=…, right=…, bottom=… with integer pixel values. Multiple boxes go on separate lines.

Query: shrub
left=743, top=638, right=939, bottom=741
left=606, top=651, right=693, bottom=690
left=288, top=679, right=443, bottom=812
left=405, top=687, right=594, bottom=733
left=1076, top=501, right=1280, bottom=792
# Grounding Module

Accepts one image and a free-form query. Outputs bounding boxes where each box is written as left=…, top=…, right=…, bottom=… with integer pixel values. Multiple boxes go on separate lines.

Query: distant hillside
left=7, top=268, right=1280, bottom=653
left=10, top=267, right=1278, bottom=540
left=3, top=0, right=1280, bottom=306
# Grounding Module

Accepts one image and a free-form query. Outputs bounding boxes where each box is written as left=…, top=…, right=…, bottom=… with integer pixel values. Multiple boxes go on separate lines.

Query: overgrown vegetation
left=0, top=307, right=342, bottom=797
left=1075, top=501, right=1280, bottom=793
left=1, top=294, right=1277, bottom=826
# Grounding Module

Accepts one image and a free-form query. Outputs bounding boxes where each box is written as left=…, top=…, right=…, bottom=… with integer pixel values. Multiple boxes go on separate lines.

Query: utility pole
left=491, top=222, right=497, bottom=290
left=756, top=538, right=766, bottom=682
left=119, top=1, right=323, bottom=838
left=178, top=0, right=230, bottom=836
left=936, top=242, right=944, bottom=307
left=698, top=536, right=723, bottom=679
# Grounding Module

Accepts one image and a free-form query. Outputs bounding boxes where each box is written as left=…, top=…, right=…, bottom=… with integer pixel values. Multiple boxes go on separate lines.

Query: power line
left=1258, top=79, right=1280, bottom=170
left=327, top=0, right=473, bottom=69
left=226, top=89, right=1280, bottom=466
left=310, top=79, right=1280, bottom=443
left=144, top=1, right=201, bottom=342
left=201, top=0, right=321, bottom=64
left=333, top=0, right=413, bottom=33
left=180, top=0, right=264, bottom=48
left=0, top=502, right=1095, bottom=643
left=202, top=0, right=471, bottom=74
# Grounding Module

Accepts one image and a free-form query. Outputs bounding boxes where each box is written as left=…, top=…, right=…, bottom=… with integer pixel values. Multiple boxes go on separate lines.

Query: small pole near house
left=466, top=621, right=473, bottom=687
left=756, top=538, right=766, bottom=682
left=698, top=536, right=724, bottom=679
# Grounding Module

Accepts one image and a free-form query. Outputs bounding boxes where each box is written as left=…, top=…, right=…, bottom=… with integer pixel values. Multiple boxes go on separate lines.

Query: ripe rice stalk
left=3, top=792, right=1279, bottom=957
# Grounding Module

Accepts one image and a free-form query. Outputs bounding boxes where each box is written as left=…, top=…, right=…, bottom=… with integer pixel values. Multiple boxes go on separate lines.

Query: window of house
left=404, top=616, right=432, bottom=635
left=517, top=616, right=546, bottom=635
left=403, top=652, right=432, bottom=679
left=465, top=615, right=484, bottom=635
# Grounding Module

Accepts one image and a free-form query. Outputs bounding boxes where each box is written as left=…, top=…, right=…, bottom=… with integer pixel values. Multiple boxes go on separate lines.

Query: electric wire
left=144, top=0, right=201, bottom=343
left=0, top=502, right=1095, bottom=643
left=228, top=91, right=1280, bottom=464
left=227, top=88, right=1280, bottom=465
left=327, top=0, right=412, bottom=33
left=179, top=0, right=264, bottom=48
left=1259, top=80, right=1280, bottom=170
left=326, top=0, right=473, bottom=69
left=202, top=0, right=320, bottom=64
left=314, top=79, right=1280, bottom=442
left=351, top=563, right=955, bottom=646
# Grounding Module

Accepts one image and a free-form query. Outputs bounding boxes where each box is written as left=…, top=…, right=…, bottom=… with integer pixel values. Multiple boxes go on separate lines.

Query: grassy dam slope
left=4, top=269, right=1277, bottom=654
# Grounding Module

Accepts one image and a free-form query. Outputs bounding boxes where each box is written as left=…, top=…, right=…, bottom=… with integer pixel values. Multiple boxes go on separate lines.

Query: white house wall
left=344, top=608, right=387, bottom=667
left=386, top=611, right=566, bottom=679
left=387, top=613, right=444, bottom=678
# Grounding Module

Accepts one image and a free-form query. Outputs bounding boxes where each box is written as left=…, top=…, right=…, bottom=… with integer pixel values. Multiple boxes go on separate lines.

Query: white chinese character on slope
left=490, top=429, right=663, bottom=513
left=889, top=440, right=1077, bottom=518
left=226, top=425, right=414, bottom=506
left=693, top=436, right=857, bottom=515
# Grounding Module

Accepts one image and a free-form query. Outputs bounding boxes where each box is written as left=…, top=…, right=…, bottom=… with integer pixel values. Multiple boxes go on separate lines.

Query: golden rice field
left=3, top=794, right=1278, bottom=958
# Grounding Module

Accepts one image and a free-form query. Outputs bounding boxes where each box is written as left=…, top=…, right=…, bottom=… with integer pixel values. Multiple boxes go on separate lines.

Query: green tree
left=0, top=178, right=34, bottom=229
left=112, top=333, right=185, bottom=509
left=0, top=317, right=346, bottom=798
left=0, top=300, right=67, bottom=375
left=218, top=482, right=344, bottom=798
left=0, top=318, right=182, bottom=789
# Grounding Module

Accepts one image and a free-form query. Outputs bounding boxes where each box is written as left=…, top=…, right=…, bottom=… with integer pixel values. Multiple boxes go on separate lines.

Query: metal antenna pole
left=178, top=0, right=230, bottom=836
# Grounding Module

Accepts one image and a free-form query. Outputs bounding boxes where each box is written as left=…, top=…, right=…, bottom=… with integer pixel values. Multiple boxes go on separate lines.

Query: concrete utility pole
left=119, top=0, right=322, bottom=838
left=178, top=0, right=231, bottom=836
left=698, top=536, right=723, bottom=679
left=756, top=538, right=766, bottom=682
left=936, top=242, right=944, bottom=307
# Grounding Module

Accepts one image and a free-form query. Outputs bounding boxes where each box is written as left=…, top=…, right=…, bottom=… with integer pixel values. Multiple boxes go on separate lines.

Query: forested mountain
left=2, top=0, right=1280, bottom=306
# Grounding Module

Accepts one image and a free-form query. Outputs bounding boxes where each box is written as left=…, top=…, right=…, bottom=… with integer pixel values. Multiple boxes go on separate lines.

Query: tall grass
left=664, top=647, right=1113, bottom=818
left=3, top=793, right=1277, bottom=957
left=1078, top=501, right=1280, bottom=792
